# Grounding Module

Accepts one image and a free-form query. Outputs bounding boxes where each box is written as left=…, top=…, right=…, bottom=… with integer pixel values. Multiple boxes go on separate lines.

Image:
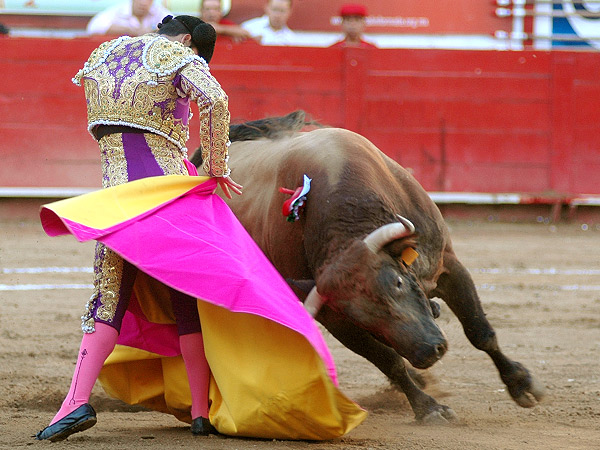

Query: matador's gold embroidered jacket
left=73, top=34, right=230, bottom=177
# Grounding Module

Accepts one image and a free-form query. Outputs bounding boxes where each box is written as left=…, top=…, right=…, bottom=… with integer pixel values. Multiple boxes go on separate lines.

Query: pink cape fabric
left=40, top=176, right=338, bottom=384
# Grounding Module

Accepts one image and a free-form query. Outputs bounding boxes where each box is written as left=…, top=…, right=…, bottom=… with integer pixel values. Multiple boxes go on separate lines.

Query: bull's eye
left=396, top=277, right=403, bottom=289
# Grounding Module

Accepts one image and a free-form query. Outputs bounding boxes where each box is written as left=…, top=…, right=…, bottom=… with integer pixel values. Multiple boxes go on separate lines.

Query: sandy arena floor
left=1, top=219, right=599, bottom=449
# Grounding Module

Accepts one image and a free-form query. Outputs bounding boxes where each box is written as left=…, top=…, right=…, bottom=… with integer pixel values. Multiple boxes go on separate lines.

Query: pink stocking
left=179, top=332, right=210, bottom=420
left=50, top=323, right=118, bottom=425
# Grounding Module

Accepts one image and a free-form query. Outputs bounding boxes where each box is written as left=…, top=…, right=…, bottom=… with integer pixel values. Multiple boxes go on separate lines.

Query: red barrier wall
left=1, top=37, right=599, bottom=196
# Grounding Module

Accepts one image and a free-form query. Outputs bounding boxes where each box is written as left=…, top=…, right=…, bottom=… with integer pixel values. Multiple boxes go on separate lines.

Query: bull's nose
left=434, top=341, right=447, bottom=360
left=412, top=340, right=448, bottom=369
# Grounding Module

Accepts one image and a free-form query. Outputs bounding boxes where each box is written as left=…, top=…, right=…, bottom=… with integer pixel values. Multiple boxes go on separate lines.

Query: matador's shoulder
left=72, top=35, right=208, bottom=86
left=72, top=35, right=135, bottom=85
left=88, top=36, right=128, bottom=66
left=143, top=35, right=208, bottom=77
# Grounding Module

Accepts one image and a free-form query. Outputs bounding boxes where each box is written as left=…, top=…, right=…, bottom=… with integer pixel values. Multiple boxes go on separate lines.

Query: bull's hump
left=291, top=129, right=344, bottom=184
left=290, top=128, right=379, bottom=185
left=228, top=128, right=381, bottom=187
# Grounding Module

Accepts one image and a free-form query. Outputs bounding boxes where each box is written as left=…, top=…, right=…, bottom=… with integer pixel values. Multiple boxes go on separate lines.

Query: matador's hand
left=217, top=176, right=243, bottom=199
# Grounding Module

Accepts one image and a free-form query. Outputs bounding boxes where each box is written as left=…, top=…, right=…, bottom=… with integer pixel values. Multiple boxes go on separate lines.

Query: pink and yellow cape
left=40, top=174, right=366, bottom=440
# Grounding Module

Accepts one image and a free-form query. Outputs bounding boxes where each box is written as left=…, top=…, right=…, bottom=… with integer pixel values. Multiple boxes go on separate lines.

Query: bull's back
left=225, top=128, right=380, bottom=230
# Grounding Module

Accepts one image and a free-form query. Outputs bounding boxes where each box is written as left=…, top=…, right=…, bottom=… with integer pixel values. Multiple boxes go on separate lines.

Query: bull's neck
left=304, top=191, right=399, bottom=275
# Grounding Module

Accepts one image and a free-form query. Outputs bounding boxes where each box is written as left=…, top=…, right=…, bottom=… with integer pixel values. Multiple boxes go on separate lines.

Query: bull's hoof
left=502, top=362, right=546, bottom=408
left=419, top=406, right=457, bottom=425
left=513, top=375, right=546, bottom=408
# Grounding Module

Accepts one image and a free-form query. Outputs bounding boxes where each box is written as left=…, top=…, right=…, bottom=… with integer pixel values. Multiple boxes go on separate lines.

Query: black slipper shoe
left=191, top=416, right=216, bottom=436
left=36, top=404, right=97, bottom=442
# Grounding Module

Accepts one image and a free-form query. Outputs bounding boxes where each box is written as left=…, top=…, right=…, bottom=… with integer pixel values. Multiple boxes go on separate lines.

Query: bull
left=191, top=111, right=545, bottom=422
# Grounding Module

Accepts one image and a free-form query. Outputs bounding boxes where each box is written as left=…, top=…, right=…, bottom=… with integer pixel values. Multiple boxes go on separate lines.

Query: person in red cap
left=330, top=3, right=377, bottom=48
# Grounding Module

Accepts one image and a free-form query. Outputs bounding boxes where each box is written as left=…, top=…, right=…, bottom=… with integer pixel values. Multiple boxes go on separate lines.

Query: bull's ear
left=285, top=278, right=316, bottom=296
left=384, top=235, right=418, bottom=263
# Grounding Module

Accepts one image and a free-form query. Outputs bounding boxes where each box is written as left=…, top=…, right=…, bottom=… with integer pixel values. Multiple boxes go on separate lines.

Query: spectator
left=0, top=23, right=9, bottom=36
left=86, top=0, right=171, bottom=36
left=241, top=0, right=297, bottom=46
left=200, top=0, right=251, bottom=43
left=330, top=4, right=376, bottom=49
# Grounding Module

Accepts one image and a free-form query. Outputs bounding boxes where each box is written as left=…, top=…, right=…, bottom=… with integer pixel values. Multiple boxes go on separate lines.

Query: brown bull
left=190, top=112, right=545, bottom=422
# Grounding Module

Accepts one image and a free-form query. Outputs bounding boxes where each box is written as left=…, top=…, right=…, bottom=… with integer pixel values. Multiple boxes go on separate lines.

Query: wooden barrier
left=1, top=37, right=599, bottom=198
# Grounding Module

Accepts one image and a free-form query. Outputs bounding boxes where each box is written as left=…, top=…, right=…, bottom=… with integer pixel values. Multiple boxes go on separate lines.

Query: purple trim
left=121, top=133, right=164, bottom=181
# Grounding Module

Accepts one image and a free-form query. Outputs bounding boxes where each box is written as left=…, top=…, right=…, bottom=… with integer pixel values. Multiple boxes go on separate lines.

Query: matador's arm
left=177, top=60, right=230, bottom=177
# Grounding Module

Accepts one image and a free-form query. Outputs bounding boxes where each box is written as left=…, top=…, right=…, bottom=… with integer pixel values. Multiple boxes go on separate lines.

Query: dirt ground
left=1, top=218, right=599, bottom=450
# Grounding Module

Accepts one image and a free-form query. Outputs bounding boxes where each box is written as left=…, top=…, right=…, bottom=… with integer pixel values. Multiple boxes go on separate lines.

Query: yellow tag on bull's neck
left=401, top=247, right=419, bottom=266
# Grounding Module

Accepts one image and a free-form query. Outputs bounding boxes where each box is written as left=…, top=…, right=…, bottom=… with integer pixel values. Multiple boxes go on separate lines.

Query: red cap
left=340, top=4, right=368, bottom=17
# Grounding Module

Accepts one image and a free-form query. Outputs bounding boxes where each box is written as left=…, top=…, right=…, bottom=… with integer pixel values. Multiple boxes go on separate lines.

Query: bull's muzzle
left=411, top=338, right=448, bottom=369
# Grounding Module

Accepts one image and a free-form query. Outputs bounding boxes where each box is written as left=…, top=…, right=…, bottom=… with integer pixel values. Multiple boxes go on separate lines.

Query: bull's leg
left=433, top=253, right=545, bottom=407
left=317, top=306, right=457, bottom=423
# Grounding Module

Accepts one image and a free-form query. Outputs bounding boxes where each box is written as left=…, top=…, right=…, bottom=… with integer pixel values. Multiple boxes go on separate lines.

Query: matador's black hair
left=157, top=15, right=216, bottom=63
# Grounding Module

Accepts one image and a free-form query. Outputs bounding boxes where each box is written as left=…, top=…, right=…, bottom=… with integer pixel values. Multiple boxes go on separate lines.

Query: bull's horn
left=396, top=215, right=415, bottom=232
left=303, top=286, right=324, bottom=317
left=364, top=217, right=415, bottom=254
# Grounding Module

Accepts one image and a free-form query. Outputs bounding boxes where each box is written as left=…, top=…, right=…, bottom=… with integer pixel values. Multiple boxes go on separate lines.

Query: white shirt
left=86, top=1, right=171, bottom=35
left=241, top=15, right=298, bottom=46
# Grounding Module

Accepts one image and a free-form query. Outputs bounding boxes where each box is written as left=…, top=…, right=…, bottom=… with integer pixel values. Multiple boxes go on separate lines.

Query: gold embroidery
left=81, top=243, right=123, bottom=332
left=85, top=39, right=116, bottom=70
left=93, top=243, right=124, bottom=323
left=144, top=37, right=193, bottom=74
left=99, top=134, right=129, bottom=187
left=144, top=134, right=188, bottom=175
left=77, top=35, right=200, bottom=150
left=178, top=65, right=230, bottom=176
